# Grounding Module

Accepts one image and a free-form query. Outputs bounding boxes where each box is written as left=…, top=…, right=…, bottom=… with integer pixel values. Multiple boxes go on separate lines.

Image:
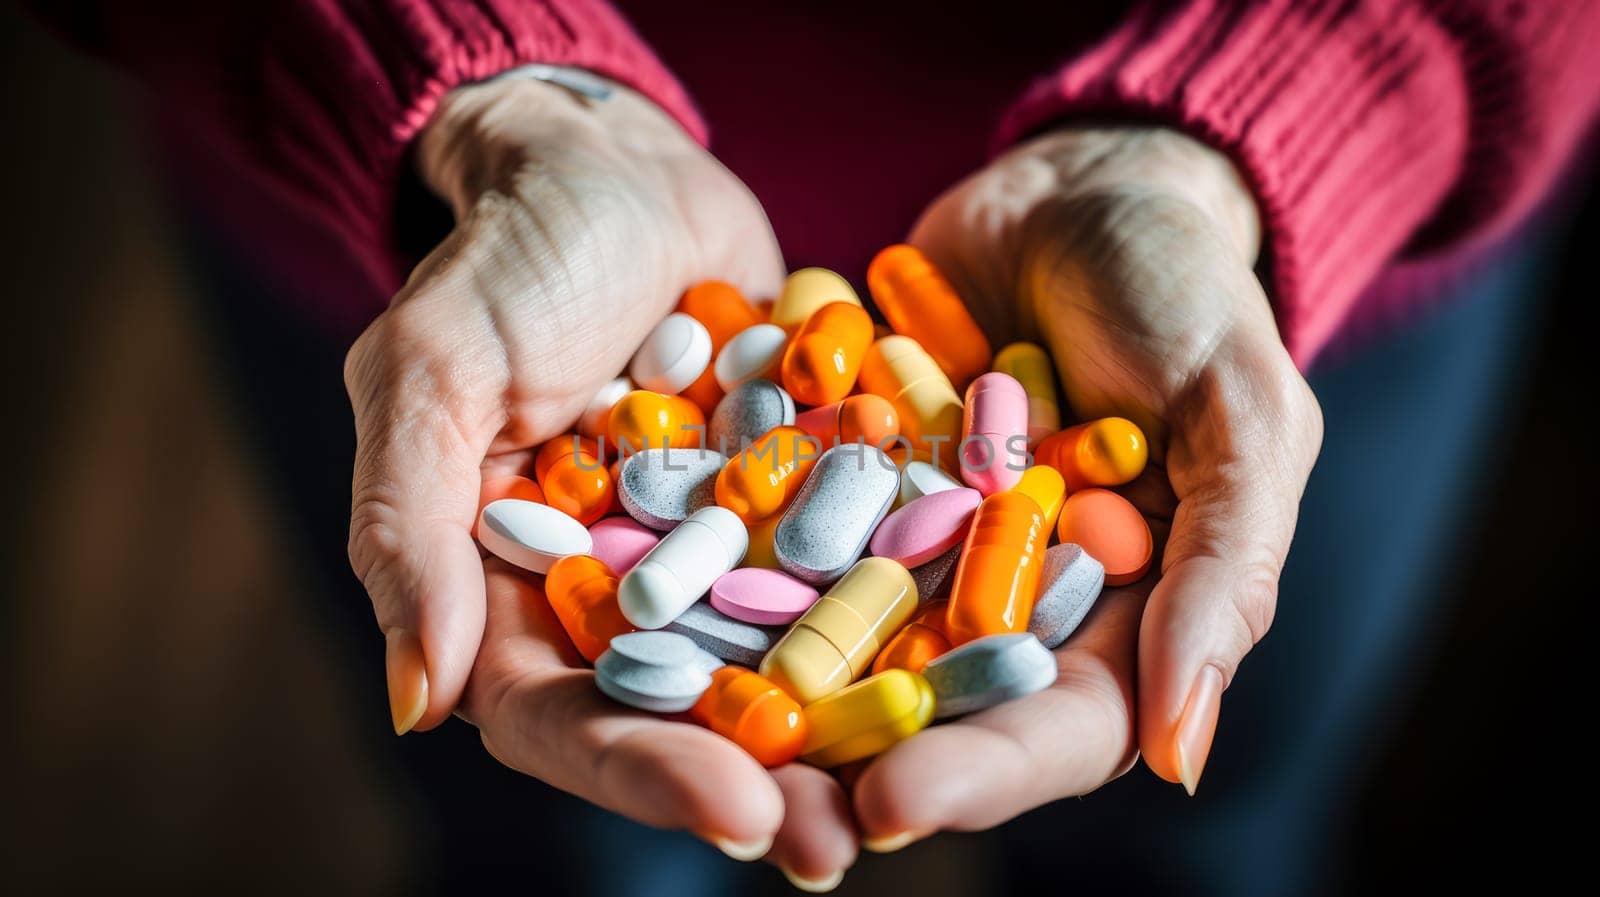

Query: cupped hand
left=852, top=127, right=1324, bottom=847
left=343, top=77, right=856, bottom=879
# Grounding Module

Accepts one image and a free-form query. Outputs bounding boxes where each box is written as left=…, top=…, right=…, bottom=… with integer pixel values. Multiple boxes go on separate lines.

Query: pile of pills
left=475, top=245, right=1152, bottom=768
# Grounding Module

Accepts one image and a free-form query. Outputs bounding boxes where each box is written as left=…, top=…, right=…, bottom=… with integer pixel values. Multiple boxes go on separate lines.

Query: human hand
left=343, top=77, right=856, bottom=880
left=852, top=127, right=1323, bottom=848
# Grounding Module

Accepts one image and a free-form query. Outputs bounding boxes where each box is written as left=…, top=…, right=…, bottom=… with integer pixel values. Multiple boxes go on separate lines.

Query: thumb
left=1138, top=359, right=1322, bottom=793
left=345, top=294, right=506, bottom=734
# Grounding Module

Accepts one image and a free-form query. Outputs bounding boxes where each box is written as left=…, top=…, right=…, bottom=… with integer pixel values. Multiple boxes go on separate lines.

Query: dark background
left=1, top=3, right=1591, bottom=892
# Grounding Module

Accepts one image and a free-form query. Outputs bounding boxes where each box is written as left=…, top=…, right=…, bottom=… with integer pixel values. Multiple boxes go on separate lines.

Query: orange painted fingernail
left=385, top=628, right=428, bottom=735
left=1175, top=664, right=1224, bottom=795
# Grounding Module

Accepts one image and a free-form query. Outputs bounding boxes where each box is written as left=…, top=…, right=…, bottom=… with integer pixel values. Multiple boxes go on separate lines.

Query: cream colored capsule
left=858, top=335, right=964, bottom=458
left=770, top=268, right=862, bottom=331
left=759, top=556, right=918, bottom=705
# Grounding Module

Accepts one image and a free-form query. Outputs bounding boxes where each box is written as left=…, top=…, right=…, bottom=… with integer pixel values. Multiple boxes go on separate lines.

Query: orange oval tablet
left=475, top=475, right=544, bottom=538
left=1055, top=488, right=1152, bottom=586
left=793, top=394, right=899, bottom=450
left=871, top=600, right=952, bottom=675
left=689, top=666, right=808, bottom=767
left=544, top=555, right=637, bottom=663
left=781, top=301, right=875, bottom=406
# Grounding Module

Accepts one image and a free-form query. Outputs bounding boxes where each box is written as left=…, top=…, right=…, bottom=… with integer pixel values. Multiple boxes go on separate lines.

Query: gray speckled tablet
left=922, top=633, right=1057, bottom=719
left=774, top=444, right=900, bottom=586
left=909, top=545, right=962, bottom=604
left=618, top=447, right=727, bottom=531
left=664, top=600, right=783, bottom=667
left=594, top=631, right=722, bottom=713
left=1029, top=543, right=1106, bottom=649
left=709, top=379, right=796, bottom=453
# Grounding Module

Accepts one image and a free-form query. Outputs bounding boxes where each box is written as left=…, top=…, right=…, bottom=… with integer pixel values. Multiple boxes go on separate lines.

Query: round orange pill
left=689, top=666, right=807, bottom=767
left=1055, top=488, right=1152, bottom=586
left=866, top=244, right=993, bottom=389
left=781, top=301, right=875, bottom=406
left=714, top=426, right=821, bottom=523
left=871, top=600, right=952, bottom=675
left=475, top=475, right=544, bottom=538
left=544, top=555, right=637, bottom=663
left=1035, top=418, right=1148, bottom=492
left=677, top=281, right=763, bottom=413
left=606, top=389, right=705, bottom=452
left=534, top=435, right=613, bottom=526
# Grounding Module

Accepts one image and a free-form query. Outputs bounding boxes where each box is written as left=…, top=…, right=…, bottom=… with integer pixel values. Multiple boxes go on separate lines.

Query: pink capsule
left=960, top=372, right=1030, bottom=495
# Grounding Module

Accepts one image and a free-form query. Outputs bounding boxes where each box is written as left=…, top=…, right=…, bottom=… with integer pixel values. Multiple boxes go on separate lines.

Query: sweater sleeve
left=994, top=0, right=1600, bottom=368
left=30, top=0, right=703, bottom=301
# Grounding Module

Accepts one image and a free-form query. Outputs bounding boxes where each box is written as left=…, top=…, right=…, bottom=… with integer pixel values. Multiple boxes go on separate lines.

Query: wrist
left=1018, top=127, right=1261, bottom=263
left=417, top=73, right=695, bottom=217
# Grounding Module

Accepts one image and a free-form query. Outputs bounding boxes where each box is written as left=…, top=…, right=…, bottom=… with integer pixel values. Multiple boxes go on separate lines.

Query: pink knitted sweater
left=39, top=1, right=1600, bottom=367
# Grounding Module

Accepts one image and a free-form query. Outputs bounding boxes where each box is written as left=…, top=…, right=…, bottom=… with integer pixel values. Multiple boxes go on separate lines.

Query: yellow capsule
left=760, top=557, right=918, bottom=704
left=1035, top=417, right=1148, bottom=491
left=800, top=669, right=936, bottom=767
left=992, top=342, right=1061, bottom=446
left=858, top=335, right=963, bottom=460
left=1011, top=464, right=1066, bottom=533
left=770, top=268, right=862, bottom=331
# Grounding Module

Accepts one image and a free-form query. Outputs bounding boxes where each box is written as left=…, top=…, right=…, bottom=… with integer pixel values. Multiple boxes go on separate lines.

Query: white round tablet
left=713, top=323, right=788, bottom=392
left=630, top=313, right=712, bottom=395
left=476, top=498, right=592, bottom=574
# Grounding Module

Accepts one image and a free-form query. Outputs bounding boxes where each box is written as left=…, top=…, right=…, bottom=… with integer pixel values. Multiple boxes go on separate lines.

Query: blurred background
left=2, top=3, right=1590, bottom=893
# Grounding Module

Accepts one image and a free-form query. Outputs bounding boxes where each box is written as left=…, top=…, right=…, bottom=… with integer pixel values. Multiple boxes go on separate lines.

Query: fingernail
left=782, top=866, right=845, bottom=893
left=861, top=830, right=916, bottom=853
left=385, top=628, right=428, bottom=735
left=709, top=834, right=772, bottom=863
left=1175, top=664, right=1225, bottom=796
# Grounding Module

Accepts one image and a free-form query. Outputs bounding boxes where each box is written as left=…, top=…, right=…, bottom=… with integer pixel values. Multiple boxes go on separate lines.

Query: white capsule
left=630, top=313, right=712, bottom=395
left=578, top=376, right=634, bottom=437
left=618, top=506, right=749, bottom=629
left=476, top=499, right=591, bottom=574
left=713, top=324, right=788, bottom=392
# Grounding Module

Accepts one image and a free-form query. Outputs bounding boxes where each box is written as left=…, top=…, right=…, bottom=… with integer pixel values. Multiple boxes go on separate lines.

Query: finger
left=346, top=296, right=506, bottom=734
left=852, top=577, right=1149, bottom=850
left=764, top=765, right=858, bottom=892
left=468, top=562, right=786, bottom=857
left=1138, top=360, right=1322, bottom=794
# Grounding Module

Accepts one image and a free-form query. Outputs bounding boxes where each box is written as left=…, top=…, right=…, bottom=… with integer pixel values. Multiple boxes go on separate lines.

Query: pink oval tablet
left=870, top=487, right=982, bottom=568
left=710, top=568, right=821, bottom=625
left=588, top=517, right=661, bottom=575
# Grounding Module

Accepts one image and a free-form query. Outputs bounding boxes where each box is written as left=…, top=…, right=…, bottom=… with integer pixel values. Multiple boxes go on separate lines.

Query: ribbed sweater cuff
left=995, top=1, right=1470, bottom=368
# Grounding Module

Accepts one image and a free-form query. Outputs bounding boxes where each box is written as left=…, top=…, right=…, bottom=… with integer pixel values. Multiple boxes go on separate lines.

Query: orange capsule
left=780, top=301, right=875, bottom=406
left=871, top=600, right=952, bottom=675
left=714, top=426, right=823, bottom=523
left=793, top=394, right=900, bottom=449
left=689, top=666, right=808, bottom=767
left=1035, top=418, right=1148, bottom=492
left=544, top=555, right=638, bottom=663
left=475, top=475, right=544, bottom=538
left=606, top=389, right=705, bottom=452
left=534, top=435, right=613, bottom=526
left=866, top=244, right=993, bottom=389
left=677, top=281, right=763, bottom=413
left=1056, top=488, right=1152, bottom=586
left=945, top=490, right=1049, bottom=646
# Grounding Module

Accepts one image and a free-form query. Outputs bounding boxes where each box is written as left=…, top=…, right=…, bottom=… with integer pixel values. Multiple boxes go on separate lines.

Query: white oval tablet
left=630, top=313, right=712, bottom=395
left=476, top=498, right=592, bottom=574
left=713, top=324, right=788, bottom=392
left=899, top=460, right=964, bottom=507
left=579, top=376, right=633, bottom=437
